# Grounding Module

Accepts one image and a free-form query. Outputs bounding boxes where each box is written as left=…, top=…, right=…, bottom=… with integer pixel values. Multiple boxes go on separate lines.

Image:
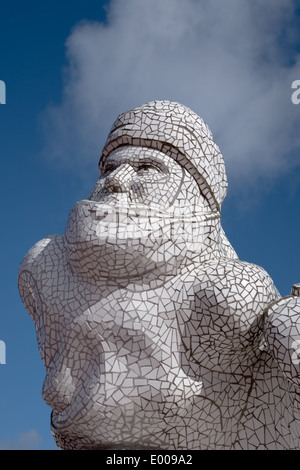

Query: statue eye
left=102, top=163, right=118, bottom=175
left=137, top=164, right=161, bottom=173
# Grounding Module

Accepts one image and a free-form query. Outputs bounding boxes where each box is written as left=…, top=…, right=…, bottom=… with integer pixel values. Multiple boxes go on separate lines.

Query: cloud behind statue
left=42, top=0, right=300, bottom=193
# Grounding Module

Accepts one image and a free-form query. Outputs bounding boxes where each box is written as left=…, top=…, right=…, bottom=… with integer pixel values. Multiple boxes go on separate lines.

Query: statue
left=18, top=100, right=300, bottom=450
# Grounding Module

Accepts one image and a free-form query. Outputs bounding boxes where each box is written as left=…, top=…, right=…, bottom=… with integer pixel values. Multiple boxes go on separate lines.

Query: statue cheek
left=128, top=180, right=169, bottom=206
left=129, top=170, right=183, bottom=207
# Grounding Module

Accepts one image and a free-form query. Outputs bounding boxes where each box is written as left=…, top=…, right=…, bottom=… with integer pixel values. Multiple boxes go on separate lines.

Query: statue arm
left=193, top=260, right=280, bottom=361
left=264, top=285, right=300, bottom=388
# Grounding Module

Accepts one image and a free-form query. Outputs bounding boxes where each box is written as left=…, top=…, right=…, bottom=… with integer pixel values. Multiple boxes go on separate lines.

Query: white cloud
left=0, top=429, right=42, bottom=450
left=42, top=0, right=300, bottom=193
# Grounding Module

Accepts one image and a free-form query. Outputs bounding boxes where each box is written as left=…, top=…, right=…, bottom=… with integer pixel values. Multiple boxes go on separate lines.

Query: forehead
left=101, top=146, right=180, bottom=168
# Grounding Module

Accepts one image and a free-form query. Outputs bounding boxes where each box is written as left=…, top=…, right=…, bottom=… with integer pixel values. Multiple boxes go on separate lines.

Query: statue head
left=99, top=100, right=227, bottom=212
left=65, top=101, right=231, bottom=283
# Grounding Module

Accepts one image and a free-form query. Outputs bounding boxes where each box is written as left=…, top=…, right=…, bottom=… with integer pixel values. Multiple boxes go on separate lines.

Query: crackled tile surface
left=18, top=101, right=300, bottom=449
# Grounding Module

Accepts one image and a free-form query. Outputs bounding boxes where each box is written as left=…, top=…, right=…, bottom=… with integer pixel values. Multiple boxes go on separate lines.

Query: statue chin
left=64, top=199, right=218, bottom=283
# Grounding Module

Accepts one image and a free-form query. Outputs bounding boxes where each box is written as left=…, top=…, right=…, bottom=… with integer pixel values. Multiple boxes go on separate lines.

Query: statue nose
left=104, top=163, right=135, bottom=193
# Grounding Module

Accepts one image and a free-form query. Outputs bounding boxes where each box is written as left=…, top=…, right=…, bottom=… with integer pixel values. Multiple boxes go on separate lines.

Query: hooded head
left=99, top=100, right=228, bottom=214
left=65, top=101, right=237, bottom=283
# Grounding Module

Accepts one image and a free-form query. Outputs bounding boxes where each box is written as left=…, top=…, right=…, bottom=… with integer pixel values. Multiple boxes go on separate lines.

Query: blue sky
left=0, top=0, right=299, bottom=450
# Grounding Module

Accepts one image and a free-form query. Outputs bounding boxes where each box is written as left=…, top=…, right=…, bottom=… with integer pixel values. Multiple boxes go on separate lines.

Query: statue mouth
left=66, top=198, right=220, bottom=242
left=63, top=198, right=222, bottom=283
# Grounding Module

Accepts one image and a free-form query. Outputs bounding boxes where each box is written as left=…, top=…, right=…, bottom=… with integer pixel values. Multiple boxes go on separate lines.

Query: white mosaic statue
left=18, top=101, right=300, bottom=450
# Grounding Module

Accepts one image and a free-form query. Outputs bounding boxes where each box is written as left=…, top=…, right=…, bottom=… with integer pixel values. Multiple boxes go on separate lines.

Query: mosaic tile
left=18, top=101, right=300, bottom=449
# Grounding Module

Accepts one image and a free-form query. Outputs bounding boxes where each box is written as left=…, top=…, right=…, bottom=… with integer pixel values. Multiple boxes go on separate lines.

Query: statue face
left=89, top=145, right=206, bottom=209
left=64, top=146, right=218, bottom=281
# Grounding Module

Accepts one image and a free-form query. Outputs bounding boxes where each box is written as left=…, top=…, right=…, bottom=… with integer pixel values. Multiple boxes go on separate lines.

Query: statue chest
left=64, top=279, right=195, bottom=358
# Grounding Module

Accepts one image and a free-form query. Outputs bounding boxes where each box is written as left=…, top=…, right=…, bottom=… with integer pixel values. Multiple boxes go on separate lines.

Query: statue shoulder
left=192, top=258, right=280, bottom=308
left=186, top=259, right=281, bottom=362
